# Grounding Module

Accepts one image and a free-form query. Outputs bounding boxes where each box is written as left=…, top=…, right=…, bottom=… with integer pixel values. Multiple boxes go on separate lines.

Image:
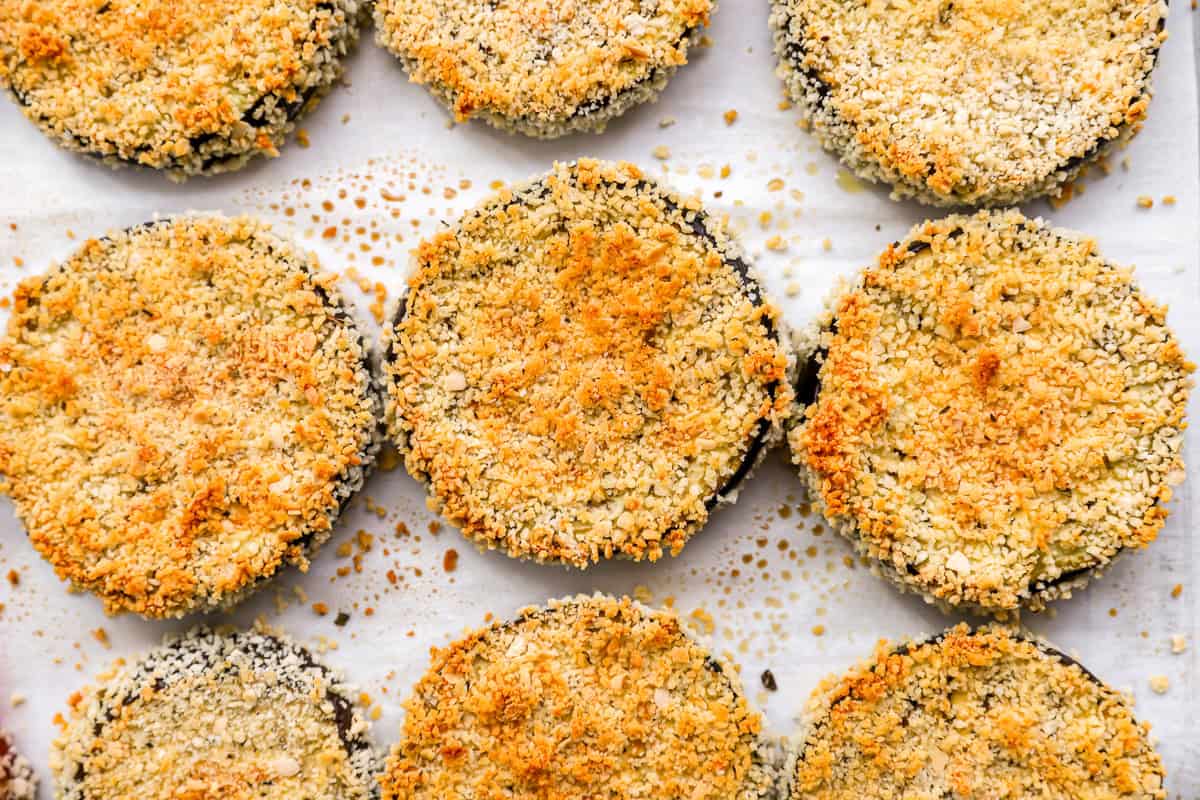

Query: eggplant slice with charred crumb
left=382, top=594, right=779, bottom=800
left=789, top=209, right=1191, bottom=614
left=382, top=159, right=793, bottom=567
left=0, top=216, right=383, bottom=618
left=0, top=729, right=37, bottom=800
left=769, top=0, right=1167, bottom=206
left=372, top=0, right=714, bottom=138
left=788, top=624, right=1166, bottom=800
left=0, top=0, right=363, bottom=179
left=51, top=627, right=381, bottom=800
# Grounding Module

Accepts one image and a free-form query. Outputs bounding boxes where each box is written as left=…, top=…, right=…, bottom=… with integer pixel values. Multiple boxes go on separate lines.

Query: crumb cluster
left=791, top=624, right=1166, bottom=799
left=51, top=626, right=381, bottom=800
left=0, top=216, right=383, bottom=617
left=770, top=0, right=1167, bottom=205
left=0, top=0, right=364, bottom=177
left=382, top=594, right=779, bottom=799
left=384, top=159, right=792, bottom=566
left=374, top=0, right=713, bottom=137
left=0, top=729, right=37, bottom=800
left=790, top=209, right=1192, bottom=612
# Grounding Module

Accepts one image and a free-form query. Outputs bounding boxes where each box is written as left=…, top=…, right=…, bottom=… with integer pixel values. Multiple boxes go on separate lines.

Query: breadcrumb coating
left=0, top=0, right=363, bottom=178
left=373, top=0, right=712, bottom=137
left=0, top=729, right=37, bottom=800
left=382, top=595, right=779, bottom=800
left=790, top=210, right=1192, bottom=612
left=383, top=159, right=792, bottom=567
left=770, top=0, right=1167, bottom=206
left=0, top=216, right=383, bottom=618
left=790, top=624, right=1166, bottom=799
left=52, top=626, right=381, bottom=800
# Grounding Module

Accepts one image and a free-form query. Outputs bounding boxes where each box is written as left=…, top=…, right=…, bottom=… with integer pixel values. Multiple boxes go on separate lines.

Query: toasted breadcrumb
left=792, top=625, right=1166, bottom=799
left=382, top=595, right=778, bottom=799
left=770, top=0, right=1167, bottom=206
left=0, top=729, right=37, bottom=800
left=790, top=209, right=1192, bottom=613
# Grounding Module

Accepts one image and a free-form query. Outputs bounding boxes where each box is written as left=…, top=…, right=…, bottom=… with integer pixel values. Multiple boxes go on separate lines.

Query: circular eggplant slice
left=382, top=159, right=793, bottom=567
left=0, top=729, right=37, bottom=800
left=0, top=216, right=383, bottom=618
left=788, top=209, right=1191, bottom=613
left=52, top=627, right=381, bottom=800
left=769, top=0, right=1167, bottom=207
left=788, top=624, right=1166, bottom=800
left=0, top=0, right=363, bottom=179
left=373, top=0, right=713, bottom=138
left=382, top=594, right=779, bottom=800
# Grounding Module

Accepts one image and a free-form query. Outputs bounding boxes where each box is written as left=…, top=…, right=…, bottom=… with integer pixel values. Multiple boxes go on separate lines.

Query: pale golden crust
left=791, top=625, right=1166, bottom=799
left=381, top=595, right=776, bottom=800
left=383, top=159, right=792, bottom=567
left=52, top=627, right=380, bottom=800
left=0, top=216, right=382, bottom=618
left=789, top=210, right=1192, bottom=612
left=0, top=0, right=362, bottom=177
left=373, top=0, right=711, bottom=137
left=770, top=0, right=1167, bottom=206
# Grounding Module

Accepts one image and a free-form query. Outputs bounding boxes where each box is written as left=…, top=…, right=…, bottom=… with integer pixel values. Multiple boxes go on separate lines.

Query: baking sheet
left=0, top=2, right=1197, bottom=796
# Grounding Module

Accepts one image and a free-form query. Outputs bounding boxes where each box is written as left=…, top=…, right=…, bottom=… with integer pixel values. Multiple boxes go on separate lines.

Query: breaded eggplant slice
left=383, top=159, right=793, bottom=567
left=51, top=626, right=381, bottom=800
left=769, top=0, right=1167, bottom=206
left=0, top=0, right=363, bottom=179
left=0, top=216, right=383, bottom=618
left=373, top=0, right=713, bottom=138
left=381, top=594, right=779, bottom=799
left=788, top=624, right=1166, bottom=799
left=789, top=210, right=1191, bottom=613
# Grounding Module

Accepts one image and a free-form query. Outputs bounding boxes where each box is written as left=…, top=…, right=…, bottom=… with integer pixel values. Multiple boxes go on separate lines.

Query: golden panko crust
left=384, top=159, right=792, bottom=567
left=790, top=209, right=1191, bottom=612
left=382, top=595, right=778, bottom=800
left=791, top=624, right=1166, bottom=800
left=770, top=0, right=1167, bottom=206
left=373, top=0, right=712, bottom=137
left=0, top=0, right=363, bottom=178
left=0, top=216, right=382, bottom=618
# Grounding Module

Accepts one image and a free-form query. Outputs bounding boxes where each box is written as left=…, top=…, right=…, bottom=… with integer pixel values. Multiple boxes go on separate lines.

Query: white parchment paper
left=0, top=3, right=1197, bottom=797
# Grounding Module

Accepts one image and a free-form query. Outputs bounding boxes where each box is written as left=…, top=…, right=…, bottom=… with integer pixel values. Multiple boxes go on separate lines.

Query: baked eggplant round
left=0, top=216, right=383, bottom=618
left=0, top=729, right=37, bottom=800
left=51, top=626, right=381, bottom=800
left=769, top=0, right=1167, bottom=206
left=373, top=0, right=714, bottom=137
left=0, top=0, right=363, bottom=179
left=789, top=209, right=1191, bottom=613
left=382, top=594, right=778, bottom=799
left=383, top=159, right=793, bottom=566
left=789, top=624, right=1166, bottom=799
